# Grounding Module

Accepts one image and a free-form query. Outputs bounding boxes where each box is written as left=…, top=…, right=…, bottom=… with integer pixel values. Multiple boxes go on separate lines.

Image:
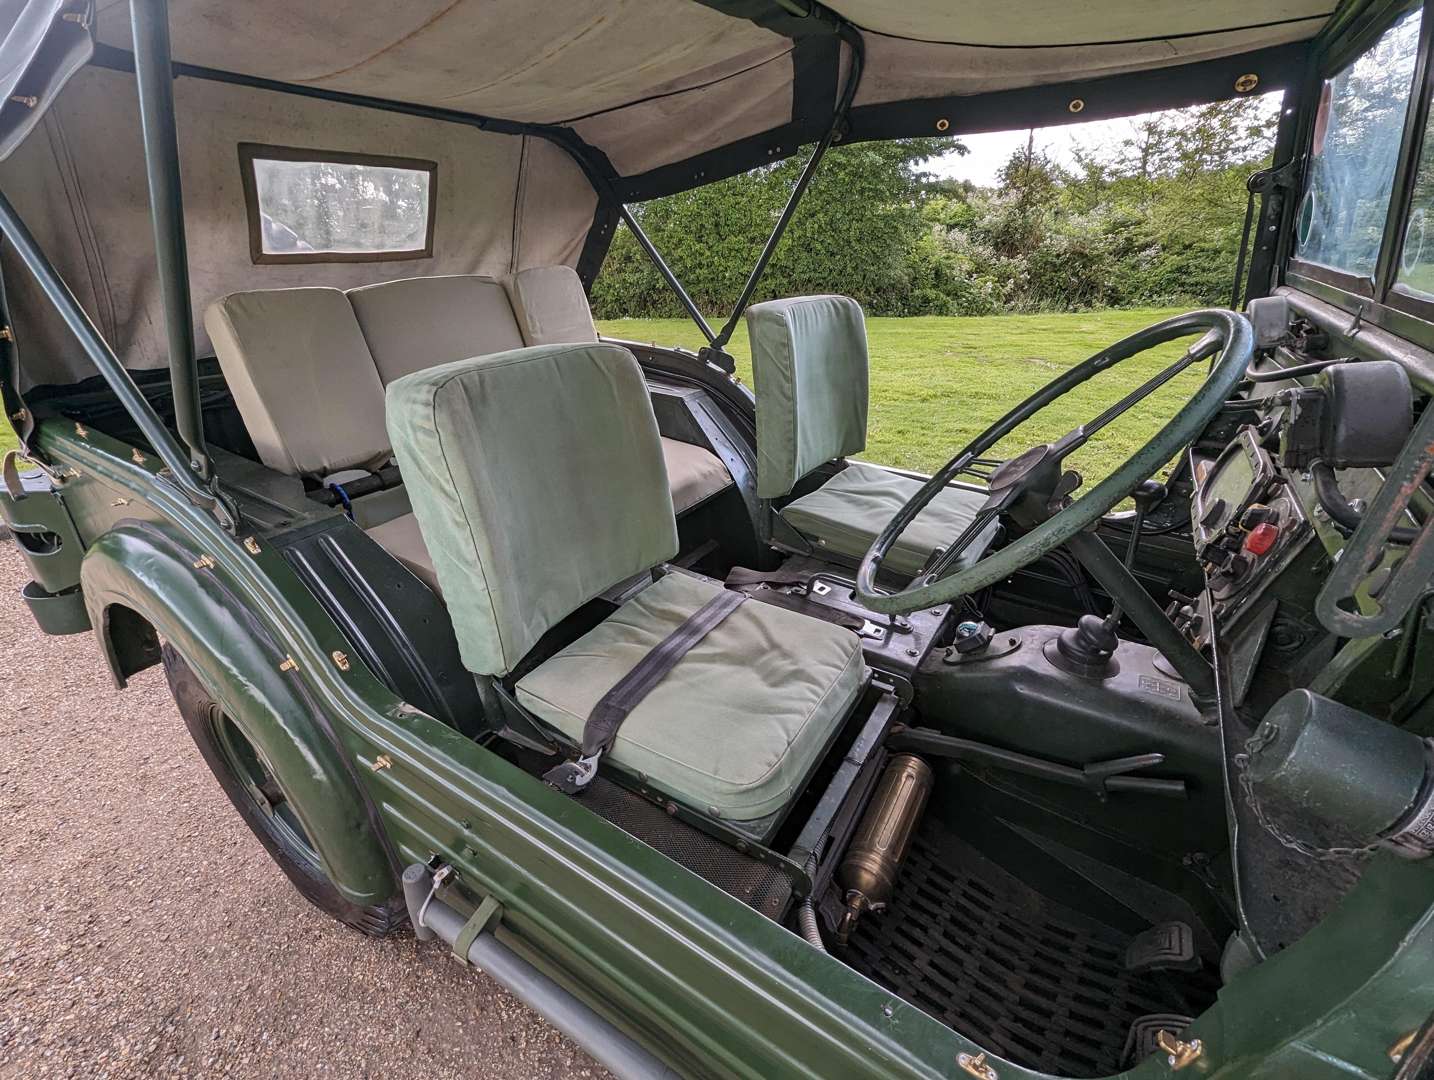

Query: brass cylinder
left=838, top=754, right=932, bottom=941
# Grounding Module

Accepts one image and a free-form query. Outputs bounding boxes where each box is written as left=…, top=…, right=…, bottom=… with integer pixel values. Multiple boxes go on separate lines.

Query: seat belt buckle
left=543, top=752, right=601, bottom=795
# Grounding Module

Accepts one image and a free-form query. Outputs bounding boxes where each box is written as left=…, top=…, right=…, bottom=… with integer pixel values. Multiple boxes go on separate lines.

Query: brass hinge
left=192, top=553, right=216, bottom=570
left=242, top=536, right=261, bottom=555
left=1156, top=1031, right=1204, bottom=1070
left=369, top=754, right=393, bottom=772
left=331, top=649, right=351, bottom=672
left=278, top=655, right=298, bottom=673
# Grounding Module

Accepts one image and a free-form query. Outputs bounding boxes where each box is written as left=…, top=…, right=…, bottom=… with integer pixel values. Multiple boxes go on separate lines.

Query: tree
left=591, top=137, right=962, bottom=318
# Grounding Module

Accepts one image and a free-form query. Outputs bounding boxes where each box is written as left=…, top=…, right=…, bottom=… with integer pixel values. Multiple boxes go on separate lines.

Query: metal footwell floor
left=843, top=825, right=1220, bottom=1077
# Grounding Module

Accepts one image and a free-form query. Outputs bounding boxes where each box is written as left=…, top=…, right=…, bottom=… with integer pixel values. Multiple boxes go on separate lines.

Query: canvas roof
left=3, top=0, right=1338, bottom=197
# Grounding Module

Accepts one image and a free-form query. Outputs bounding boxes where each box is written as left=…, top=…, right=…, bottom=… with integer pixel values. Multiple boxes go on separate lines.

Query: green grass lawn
left=0, top=308, right=1200, bottom=488
left=600, top=306, right=1195, bottom=486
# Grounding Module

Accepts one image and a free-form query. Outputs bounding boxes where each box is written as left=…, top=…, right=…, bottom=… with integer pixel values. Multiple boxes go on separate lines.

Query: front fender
left=80, top=520, right=396, bottom=907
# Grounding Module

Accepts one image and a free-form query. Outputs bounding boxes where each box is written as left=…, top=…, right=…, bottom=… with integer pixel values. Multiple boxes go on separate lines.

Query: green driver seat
left=747, top=296, right=998, bottom=578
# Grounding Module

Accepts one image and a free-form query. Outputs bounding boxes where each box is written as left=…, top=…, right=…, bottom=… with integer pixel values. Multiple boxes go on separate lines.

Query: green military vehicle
left=3, top=0, right=1434, bottom=1076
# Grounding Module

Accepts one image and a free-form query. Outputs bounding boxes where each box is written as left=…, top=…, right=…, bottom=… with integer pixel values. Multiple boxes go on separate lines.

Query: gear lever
left=1053, top=479, right=1166, bottom=675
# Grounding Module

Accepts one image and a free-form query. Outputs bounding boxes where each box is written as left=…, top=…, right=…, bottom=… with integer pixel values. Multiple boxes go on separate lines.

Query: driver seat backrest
left=747, top=294, right=998, bottom=577
left=748, top=295, right=869, bottom=500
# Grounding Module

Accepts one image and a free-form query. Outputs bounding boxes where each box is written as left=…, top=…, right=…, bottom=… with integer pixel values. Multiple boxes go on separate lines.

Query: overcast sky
left=928, top=92, right=1284, bottom=187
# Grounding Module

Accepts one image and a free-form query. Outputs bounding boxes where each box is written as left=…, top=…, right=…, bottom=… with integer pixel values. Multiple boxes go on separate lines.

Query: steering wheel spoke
left=855, top=310, right=1253, bottom=616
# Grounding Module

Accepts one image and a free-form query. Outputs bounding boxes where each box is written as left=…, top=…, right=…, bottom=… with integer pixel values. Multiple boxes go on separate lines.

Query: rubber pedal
left=1122, top=1013, right=1193, bottom=1067
left=1124, top=921, right=1199, bottom=973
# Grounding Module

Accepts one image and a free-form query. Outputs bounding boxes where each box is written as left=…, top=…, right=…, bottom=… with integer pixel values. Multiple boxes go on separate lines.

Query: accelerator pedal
left=1124, top=921, right=1199, bottom=974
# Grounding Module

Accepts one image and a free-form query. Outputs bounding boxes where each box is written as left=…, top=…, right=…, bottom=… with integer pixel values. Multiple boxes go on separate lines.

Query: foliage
left=593, top=97, right=1279, bottom=318
left=591, top=139, right=954, bottom=319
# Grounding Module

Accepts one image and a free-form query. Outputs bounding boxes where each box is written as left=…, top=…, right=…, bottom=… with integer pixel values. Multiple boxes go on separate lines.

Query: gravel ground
left=0, top=540, right=606, bottom=1079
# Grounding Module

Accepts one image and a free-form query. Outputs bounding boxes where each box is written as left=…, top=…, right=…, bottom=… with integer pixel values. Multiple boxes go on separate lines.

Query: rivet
left=192, top=553, right=216, bottom=570
left=935, top=117, right=950, bottom=132
left=1234, top=73, right=1259, bottom=93
left=1068, top=98, right=1085, bottom=114
left=331, top=649, right=351, bottom=672
left=9, top=96, right=38, bottom=109
left=243, top=536, right=261, bottom=555
left=278, top=655, right=298, bottom=672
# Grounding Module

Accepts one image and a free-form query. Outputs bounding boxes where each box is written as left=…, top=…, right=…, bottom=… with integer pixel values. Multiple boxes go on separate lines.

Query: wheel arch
left=80, top=520, right=398, bottom=908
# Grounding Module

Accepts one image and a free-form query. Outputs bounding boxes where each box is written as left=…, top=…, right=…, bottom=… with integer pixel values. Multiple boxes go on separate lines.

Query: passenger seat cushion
left=508, top=265, right=599, bottom=346
left=780, top=461, right=998, bottom=577
left=348, top=276, right=525, bottom=384
left=661, top=437, right=732, bottom=514
left=386, top=342, right=679, bottom=676
left=747, top=295, right=869, bottom=499
left=205, top=288, right=391, bottom=477
left=516, top=571, right=867, bottom=825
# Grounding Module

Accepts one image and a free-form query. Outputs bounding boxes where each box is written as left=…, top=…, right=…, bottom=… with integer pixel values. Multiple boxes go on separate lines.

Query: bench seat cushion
left=780, top=461, right=998, bottom=577
left=516, top=571, right=866, bottom=830
left=365, top=512, right=441, bottom=596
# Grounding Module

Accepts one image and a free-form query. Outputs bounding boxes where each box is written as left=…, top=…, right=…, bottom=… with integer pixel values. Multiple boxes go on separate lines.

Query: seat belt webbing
left=543, top=586, right=747, bottom=795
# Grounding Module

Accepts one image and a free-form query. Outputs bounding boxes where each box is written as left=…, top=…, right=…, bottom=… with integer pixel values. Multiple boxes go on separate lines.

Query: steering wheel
left=856, top=309, right=1253, bottom=615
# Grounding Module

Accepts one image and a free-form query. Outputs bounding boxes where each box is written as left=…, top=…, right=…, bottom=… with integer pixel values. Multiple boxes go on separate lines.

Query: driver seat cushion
left=516, top=570, right=866, bottom=829
left=779, top=461, right=998, bottom=577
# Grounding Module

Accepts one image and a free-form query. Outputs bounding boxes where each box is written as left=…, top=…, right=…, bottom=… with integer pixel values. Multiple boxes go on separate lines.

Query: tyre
left=162, top=644, right=406, bottom=936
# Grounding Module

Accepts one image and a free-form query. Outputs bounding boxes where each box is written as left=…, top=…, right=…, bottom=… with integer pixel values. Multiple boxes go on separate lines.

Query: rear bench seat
left=205, top=267, right=733, bottom=595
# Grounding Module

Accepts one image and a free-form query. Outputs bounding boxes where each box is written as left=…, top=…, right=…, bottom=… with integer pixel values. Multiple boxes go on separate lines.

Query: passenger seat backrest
left=386, top=343, right=678, bottom=676
left=508, top=265, right=598, bottom=345
left=746, top=295, right=869, bottom=499
left=205, top=287, right=391, bottom=477
left=348, top=275, right=526, bottom=384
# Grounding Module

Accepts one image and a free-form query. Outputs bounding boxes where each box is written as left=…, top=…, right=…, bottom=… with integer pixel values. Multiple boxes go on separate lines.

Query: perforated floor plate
left=843, top=825, right=1220, bottom=1077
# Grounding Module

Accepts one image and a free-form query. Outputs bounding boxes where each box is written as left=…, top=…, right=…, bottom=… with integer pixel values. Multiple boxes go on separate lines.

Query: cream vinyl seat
left=205, top=267, right=734, bottom=594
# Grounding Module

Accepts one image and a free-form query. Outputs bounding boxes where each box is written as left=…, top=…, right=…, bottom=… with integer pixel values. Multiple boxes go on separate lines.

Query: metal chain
left=1234, top=753, right=1379, bottom=862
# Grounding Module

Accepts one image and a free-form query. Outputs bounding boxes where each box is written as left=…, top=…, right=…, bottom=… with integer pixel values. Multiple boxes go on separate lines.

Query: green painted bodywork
left=11, top=380, right=1433, bottom=1078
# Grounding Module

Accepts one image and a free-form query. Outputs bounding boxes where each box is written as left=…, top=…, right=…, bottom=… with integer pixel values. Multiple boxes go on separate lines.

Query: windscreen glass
left=1295, top=7, right=1423, bottom=278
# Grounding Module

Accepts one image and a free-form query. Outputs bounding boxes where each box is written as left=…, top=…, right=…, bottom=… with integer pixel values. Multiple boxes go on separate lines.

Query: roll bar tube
left=130, top=0, right=209, bottom=480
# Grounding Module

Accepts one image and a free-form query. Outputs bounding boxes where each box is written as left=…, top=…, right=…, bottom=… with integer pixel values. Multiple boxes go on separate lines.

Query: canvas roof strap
left=543, top=587, right=748, bottom=795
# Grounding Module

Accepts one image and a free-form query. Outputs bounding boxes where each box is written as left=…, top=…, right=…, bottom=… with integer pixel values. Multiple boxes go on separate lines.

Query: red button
left=1244, top=522, right=1279, bottom=555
